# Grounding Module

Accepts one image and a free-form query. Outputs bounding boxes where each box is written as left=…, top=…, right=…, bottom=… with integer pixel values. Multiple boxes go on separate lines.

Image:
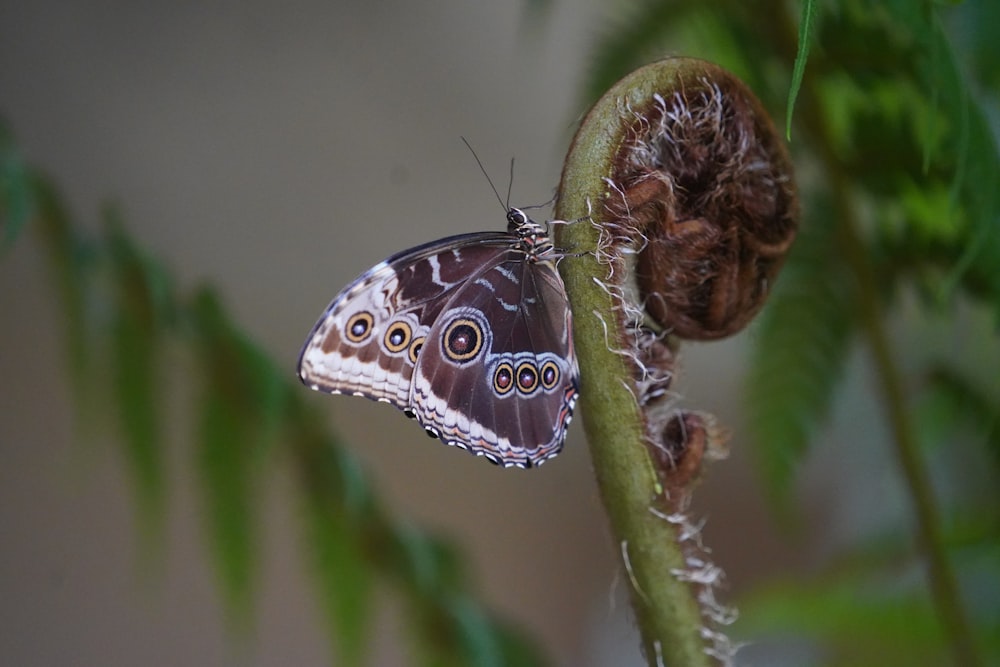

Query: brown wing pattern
left=297, top=234, right=511, bottom=408
left=410, top=250, right=578, bottom=467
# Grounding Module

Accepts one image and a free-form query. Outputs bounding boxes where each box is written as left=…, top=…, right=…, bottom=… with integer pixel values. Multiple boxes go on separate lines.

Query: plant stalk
left=554, top=61, right=725, bottom=667
left=795, top=76, right=983, bottom=667
left=834, top=179, right=983, bottom=667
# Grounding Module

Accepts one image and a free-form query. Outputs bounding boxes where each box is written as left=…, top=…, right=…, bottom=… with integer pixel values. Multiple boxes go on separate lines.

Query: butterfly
left=297, top=206, right=579, bottom=468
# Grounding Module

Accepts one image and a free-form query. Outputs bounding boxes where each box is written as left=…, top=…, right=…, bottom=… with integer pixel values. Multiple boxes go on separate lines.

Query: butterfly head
left=507, top=207, right=547, bottom=240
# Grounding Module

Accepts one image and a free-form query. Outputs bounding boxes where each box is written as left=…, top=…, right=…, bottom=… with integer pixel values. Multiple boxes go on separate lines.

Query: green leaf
left=489, top=620, right=549, bottom=667
left=737, top=529, right=1000, bottom=666
left=819, top=2, right=1000, bottom=315
left=289, top=403, right=376, bottom=666
left=738, top=575, right=949, bottom=665
left=443, top=596, right=547, bottom=667
left=914, top=11, right=1000, bottom=314
left=189, top=288, right=288, bottom=628
left=391, top=522, right=463, bottom=599
left=0, top=121, right=36, bottom=252
left=447, top=595, right=503, bottom=667
left=445, top=601, right=548, bottom=667
left=960, top=0, right=1000, bottom=90
left=106, top=212, right=174, bottom=552
left=745, top=196, right=859, bottom=505
left=584, top=3, right=795, bottom=128
left=303, top=489, right=373, bottom=667
left=943, top=103, right=1000, bottom=317
left=583, top=0, right=707, bottom=105
left=31, top=176, right=101, bottom=428
left=196, top=384, right=258, bottom=628
left=919, top=365, right=1000, bottom=470
left=786, top=0, right=818, bottom=139
left=189, top=286, right=289, bottom=442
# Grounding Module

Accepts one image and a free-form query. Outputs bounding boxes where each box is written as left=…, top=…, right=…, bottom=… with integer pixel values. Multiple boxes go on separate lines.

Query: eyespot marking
left=516, top=361, right=539, bottom=394
left=345, top=312, right=374, bottom=342
left=540, top=360, right=560, bottom=389
left=443, top=318, right=483, bottom=363
left=493, top=361, right=514, bottom=395
left=384, top=321, right=412, bottom=353
left=408, top=336, right=425, bottom=364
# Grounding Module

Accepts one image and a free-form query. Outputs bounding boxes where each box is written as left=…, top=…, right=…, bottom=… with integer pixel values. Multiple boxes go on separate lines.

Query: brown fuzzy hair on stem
left=608, top=66, right=799, bottom=341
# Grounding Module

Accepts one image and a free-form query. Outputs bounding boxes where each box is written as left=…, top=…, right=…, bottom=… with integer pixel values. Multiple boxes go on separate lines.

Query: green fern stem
left=833, top=167, right=983, bottom=667
left=554, top=57, right=798, bottom=666
left=554, top=61, right=710, bottom=666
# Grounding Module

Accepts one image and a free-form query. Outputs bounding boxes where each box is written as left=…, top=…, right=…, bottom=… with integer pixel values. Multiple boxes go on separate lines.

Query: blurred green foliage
left=581, top=0, right=999, bottom=664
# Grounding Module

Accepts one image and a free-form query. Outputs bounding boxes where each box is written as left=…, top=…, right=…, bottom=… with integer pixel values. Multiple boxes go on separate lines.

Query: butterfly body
left=298, top=208, right=578, bottom=468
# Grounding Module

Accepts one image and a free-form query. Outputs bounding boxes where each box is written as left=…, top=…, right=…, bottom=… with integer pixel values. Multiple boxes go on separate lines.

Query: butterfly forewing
left=298, top=233, right=512, bottom=406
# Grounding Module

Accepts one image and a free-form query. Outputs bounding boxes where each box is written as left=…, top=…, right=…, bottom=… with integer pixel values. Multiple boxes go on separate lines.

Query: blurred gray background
left=0, top=2, right=861, bottom=665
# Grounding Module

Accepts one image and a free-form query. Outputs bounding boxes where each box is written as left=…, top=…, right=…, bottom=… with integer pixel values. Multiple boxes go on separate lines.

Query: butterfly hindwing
left=411, top=250, right=578, bottom=466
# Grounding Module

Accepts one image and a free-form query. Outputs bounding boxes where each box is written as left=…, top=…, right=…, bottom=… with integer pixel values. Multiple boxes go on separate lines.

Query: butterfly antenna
left=461, top=136, right=507, bottom=213
left=506, top=157, right=514, bottom=210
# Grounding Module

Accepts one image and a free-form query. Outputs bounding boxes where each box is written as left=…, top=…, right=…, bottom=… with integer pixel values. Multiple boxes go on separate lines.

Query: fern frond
left=785, top=0, right=819, bottom=139
left=921, top=364, right=1000, bottom=470
left=0, top=123, right=35, bottom=251
left=106, top=211, right=175, bottom=552
left=745, top=196, right=858, bottom=504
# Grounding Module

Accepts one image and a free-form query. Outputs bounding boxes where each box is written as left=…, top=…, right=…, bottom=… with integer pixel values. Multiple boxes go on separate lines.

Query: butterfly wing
left=410, top=250, right=579, bottom=467
left=298, top=232, right=514, bottom=407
